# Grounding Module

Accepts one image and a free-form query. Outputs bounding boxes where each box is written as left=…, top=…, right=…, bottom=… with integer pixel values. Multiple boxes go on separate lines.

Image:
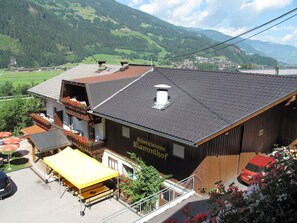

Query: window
left=162, top=189, right=173, bottom=202
left=108, top=157, right=118, bottom=171
left=122, top=126, right=130, bottom=138
left=173, top=143, right=185, bottom=159
left=122, top=164, right=134, bottom=179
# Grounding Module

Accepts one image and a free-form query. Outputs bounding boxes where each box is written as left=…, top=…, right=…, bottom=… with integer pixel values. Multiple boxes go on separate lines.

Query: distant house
left=92, top=67, right=297, bottom=191
left=27, top=62, right=152, bottom=158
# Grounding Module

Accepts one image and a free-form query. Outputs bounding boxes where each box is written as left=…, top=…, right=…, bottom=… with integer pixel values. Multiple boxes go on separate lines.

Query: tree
left=0, top=81, right=14, bottom=96
left=120, top=152, right=169, bottom=204
left=0, top=97, right=43, bottom=135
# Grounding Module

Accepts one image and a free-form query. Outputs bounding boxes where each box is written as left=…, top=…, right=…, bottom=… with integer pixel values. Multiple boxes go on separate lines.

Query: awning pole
left=44, top=163, right=47, bottom=183
left=59, top=174, right=61, bottom=198
left=79, top=189, right=84, bottom=216
left=117, top=177, right=120, bottom=201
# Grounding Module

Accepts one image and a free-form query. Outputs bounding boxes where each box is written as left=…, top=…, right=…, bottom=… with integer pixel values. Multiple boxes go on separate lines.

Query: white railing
left=99, top=175, right=195, bottom=223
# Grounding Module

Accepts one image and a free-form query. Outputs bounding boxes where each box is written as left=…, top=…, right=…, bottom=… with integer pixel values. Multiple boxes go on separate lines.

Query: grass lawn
left=0, top=151, right=31, bottom=173
left=0, top=100, right=9, bottom=109
left=0, top=69, right=63, bottom=87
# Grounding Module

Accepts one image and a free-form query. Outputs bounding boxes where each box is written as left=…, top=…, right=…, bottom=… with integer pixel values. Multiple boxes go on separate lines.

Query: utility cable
left=167, top=7, right=297, bottom=59
left=197, top=12, right=297, bottom=57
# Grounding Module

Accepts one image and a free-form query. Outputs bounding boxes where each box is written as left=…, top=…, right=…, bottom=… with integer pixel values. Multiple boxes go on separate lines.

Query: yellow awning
left=44, top=147, right=118, bottom=189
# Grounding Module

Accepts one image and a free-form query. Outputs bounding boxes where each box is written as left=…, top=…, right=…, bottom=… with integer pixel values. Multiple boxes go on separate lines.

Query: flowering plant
left=166, top=148, right=297, bottom=223
left=208, top=148, right=297, bottom=223
left=64, top=130, right=93, bottom=146
left=31, top=113, right=51, bottom=126
left=164, top=205, right=211, bottom=223
left=61, top=96, right=88, bottom=109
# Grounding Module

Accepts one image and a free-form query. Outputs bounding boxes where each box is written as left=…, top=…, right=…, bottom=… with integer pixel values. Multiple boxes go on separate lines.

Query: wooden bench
left=63, top=180, right=78, bottom=194
left=78, top=185, right=113, bottom=207
left=80, top=183, right=103, bottom=194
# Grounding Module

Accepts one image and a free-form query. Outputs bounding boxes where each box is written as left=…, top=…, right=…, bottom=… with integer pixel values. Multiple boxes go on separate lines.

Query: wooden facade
left=104, top=101, right=297, bottom=192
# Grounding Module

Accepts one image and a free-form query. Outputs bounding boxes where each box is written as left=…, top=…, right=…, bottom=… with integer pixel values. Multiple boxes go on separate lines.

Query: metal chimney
left=153, top=84, right=171, bottom=110
left=275, top=65, right=279, bottom=75
left=98, top=61, right=106, bottom=70
left=120, top=61, right=129, bottom=71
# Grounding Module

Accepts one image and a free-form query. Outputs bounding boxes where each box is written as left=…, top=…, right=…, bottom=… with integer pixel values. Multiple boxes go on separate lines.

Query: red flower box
left=64, top=130, right=93, bottom=146
left=61, top=97, right=88, bottom=109
left=31, top=113, right=51, bottom=126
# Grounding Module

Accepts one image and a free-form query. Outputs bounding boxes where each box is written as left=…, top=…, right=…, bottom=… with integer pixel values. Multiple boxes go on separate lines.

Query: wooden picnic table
left=78, top=185, right=113, bottom=206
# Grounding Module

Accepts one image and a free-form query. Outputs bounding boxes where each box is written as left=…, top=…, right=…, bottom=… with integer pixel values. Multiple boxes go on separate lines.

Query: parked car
left=0, top=170, right=12, bottom=199
left=240, top=155, right=275, bottom=185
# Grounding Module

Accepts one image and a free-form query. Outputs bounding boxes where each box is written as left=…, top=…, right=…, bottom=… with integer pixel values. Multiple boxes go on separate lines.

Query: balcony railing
left=61, top=97, right=91, bottom=121
left=61, top=97, right=88, bottom=109
left=31, top=113, right=52, bottom=130
left=99, top=175, right=195, bottom=223
left=64, top=130, right=105, bottom=156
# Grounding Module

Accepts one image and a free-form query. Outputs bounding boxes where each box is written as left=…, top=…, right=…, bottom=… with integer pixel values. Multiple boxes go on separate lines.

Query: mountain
left=195, top=29, right=297, bottom=65
left=0, top=0, right=277, bottom=68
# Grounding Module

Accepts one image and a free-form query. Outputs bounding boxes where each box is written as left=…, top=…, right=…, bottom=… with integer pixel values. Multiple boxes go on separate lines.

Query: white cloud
left=123, top=0, right=295, bottom=29
left=137, top=0, right=204, bottom=27
left=116, top=0, right=297, bottom=46
left=240, top=0, right=293, bottom=11
left=283, top=29, right=297, bottom=42
left=217, top=27, right=248, bottom=37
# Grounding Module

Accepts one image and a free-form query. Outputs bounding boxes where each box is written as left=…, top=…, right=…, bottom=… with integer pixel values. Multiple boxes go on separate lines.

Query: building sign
left=133, top=137, right=169, bottom=160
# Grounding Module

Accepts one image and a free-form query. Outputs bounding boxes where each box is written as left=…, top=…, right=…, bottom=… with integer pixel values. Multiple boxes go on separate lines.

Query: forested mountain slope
left=0, top=0, right=277, bottom=68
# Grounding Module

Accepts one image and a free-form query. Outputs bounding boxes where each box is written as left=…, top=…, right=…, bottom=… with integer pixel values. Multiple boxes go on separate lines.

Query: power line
left=198, top=13, right=297, bottom=57
left=168, top=7, right=297, bottom=59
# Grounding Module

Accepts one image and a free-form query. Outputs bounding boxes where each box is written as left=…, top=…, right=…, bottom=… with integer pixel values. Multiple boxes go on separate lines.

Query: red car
left=240, top=155, right=275, bottom=185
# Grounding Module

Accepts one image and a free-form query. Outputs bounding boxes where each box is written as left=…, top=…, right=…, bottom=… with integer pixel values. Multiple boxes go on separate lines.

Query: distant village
left=173, top=55, right=296, bottom=71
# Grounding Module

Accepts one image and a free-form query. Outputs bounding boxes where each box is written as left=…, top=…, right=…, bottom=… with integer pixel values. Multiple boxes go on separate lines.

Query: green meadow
left=0, top=69, right=63, bottom=87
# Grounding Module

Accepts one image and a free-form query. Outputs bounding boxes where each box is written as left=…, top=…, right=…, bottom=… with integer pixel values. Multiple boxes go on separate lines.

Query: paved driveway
left=224, top=175, right=248, bottom=191
left=0, top=168, right=129, bottom=223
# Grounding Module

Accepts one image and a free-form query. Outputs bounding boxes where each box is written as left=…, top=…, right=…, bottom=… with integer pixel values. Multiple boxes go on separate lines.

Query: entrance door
left=54, top=110, right=63, bottom=128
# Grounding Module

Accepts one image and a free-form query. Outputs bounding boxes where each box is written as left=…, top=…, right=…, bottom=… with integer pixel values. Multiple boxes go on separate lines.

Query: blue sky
left=115, top=0, right=297, bottom=47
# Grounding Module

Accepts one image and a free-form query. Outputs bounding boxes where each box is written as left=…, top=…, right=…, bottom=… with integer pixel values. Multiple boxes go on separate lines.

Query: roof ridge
left=92, top=67, right=154, bottom=110
left=154, top=67, right=297, bottom=79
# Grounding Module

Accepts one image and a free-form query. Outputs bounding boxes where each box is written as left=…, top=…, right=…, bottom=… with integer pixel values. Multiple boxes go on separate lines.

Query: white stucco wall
left=72, top=118, right=88, bottom=137
left=46, top=100, right=106, bottom=141
left=46, top=100, right=64, bottom=119
left=102, top=149, right=135, bottom=176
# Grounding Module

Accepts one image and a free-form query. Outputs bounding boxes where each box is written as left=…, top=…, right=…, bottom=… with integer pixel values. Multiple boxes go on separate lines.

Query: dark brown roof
left=61, top=65, right=152, bottom=109
left=29, top=129, right=71, bottom=153
left=74, top=65, right=152, bottom=84
left=93, top=67, right=297, bottom=146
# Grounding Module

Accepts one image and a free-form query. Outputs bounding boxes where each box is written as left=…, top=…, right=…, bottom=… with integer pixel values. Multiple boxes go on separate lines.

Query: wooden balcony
left=65, top=131, right=105, bottom=157
left=31, top=113, right=52, bottom=130
left=61, top=97, right=92, bottom=121
left=65, top=105, right=92, bottom=121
